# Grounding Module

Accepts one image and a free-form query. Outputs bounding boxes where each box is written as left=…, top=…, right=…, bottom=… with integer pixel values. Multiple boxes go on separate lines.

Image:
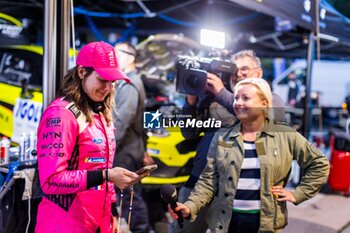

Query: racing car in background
left=0, top=45, right=43, bottom=143
left=0, top=12, right=43, bottom=143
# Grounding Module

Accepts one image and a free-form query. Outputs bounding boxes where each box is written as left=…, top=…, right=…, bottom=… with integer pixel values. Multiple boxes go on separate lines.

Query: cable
left=117, top=189, right=124, bottom=230
left=26, top=196, right=31, bottom=233
left=85, top=15, right=106, bottom=41
left=115, top=23, right=136, bottom=44
left=74, top=7, right=144, bottom=19
left=85, top=15, right=136, bottom=44
left=127, top=186, right=134, bottom=233
left=158, top=13, right=197, bottom=27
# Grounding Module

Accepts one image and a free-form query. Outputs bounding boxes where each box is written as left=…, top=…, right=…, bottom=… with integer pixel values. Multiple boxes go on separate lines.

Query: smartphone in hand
left=135, top=164, right=158, bottom=175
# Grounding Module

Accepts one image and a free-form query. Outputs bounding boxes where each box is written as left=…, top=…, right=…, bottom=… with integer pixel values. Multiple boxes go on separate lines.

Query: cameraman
left=170, top=50, right=284, bottom=233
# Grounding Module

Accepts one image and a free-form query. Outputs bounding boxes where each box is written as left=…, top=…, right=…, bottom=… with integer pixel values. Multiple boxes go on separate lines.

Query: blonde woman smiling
left=170, top=78, right=329, bottom=233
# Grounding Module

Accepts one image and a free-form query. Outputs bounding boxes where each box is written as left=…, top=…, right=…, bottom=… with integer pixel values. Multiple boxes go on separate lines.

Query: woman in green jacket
left=170, top=78, right=329, bottom=233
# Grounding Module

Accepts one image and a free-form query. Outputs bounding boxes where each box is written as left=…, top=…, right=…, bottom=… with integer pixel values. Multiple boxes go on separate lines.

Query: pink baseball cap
left=76, top=41, right=130, bottom=83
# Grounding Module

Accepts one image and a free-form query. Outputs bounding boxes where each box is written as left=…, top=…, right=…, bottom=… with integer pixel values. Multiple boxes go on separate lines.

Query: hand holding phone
left=135, top=164, right=158, bottom=175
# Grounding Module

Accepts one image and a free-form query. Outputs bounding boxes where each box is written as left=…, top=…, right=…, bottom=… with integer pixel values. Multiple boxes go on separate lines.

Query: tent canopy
left=0, top=0, right=349, bottom=59
left=74, top=0, right=350, bottom=59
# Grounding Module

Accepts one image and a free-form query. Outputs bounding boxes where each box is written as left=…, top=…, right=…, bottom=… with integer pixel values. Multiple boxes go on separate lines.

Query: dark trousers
left=228, top=211, right=260, bottom=233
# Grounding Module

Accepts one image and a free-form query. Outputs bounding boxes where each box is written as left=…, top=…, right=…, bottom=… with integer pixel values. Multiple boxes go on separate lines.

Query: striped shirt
left=233, top=141, right=261, bottom=214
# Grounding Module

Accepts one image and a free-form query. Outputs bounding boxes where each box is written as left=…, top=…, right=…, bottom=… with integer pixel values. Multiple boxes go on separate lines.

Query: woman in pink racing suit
left=36, top=41, right=144, bottom=233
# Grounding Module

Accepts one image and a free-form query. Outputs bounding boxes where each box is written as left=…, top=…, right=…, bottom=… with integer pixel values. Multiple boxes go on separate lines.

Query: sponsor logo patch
left=85, top=157, right=106, bottom=163
left=92, top=138, right=103, bottom=144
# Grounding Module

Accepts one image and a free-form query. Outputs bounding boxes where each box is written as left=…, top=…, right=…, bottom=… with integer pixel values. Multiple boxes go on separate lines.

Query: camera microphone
left=160, top=184, right=184, bottom=228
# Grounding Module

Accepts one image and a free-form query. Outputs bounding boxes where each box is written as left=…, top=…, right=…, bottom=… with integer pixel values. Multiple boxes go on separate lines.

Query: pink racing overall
left=35, top=98, right=116, bottom=233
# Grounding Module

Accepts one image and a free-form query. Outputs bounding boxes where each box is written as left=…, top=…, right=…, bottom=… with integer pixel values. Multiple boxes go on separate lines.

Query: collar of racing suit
left=87, top=97, right=104, bottom=113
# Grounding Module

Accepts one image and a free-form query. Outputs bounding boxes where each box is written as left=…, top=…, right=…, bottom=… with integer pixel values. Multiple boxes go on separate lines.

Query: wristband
left=105, top=169, right=109, bottom=182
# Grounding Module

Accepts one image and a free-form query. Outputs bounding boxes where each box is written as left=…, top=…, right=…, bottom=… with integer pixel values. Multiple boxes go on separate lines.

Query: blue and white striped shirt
left=233, top=141, right=261, bottom=214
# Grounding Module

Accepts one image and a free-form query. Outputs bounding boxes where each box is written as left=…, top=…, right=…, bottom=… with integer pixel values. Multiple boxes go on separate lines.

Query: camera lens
left=176, top=67, right=207, bottom=96
left=186, top=75, right=200, bottom=90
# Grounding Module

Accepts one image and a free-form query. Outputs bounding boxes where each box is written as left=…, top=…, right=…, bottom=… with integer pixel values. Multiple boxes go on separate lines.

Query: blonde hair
left=234, top=78, right=274, bottom=120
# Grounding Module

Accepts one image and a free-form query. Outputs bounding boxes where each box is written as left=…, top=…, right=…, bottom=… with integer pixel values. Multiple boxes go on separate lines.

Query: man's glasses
left=237, top=66, right=259, bottom=73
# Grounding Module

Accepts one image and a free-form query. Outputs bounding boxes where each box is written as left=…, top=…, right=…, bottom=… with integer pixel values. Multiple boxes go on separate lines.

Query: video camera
left=176, top=55, right=237, bottom=96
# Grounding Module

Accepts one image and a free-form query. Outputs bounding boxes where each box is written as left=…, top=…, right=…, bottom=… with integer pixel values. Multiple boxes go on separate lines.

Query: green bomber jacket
left=184, top=120, right=330, bottom=233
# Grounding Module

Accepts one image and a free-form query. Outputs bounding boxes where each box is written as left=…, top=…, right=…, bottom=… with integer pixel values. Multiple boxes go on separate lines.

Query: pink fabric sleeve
left=37, top=106, right=87, bottom=194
